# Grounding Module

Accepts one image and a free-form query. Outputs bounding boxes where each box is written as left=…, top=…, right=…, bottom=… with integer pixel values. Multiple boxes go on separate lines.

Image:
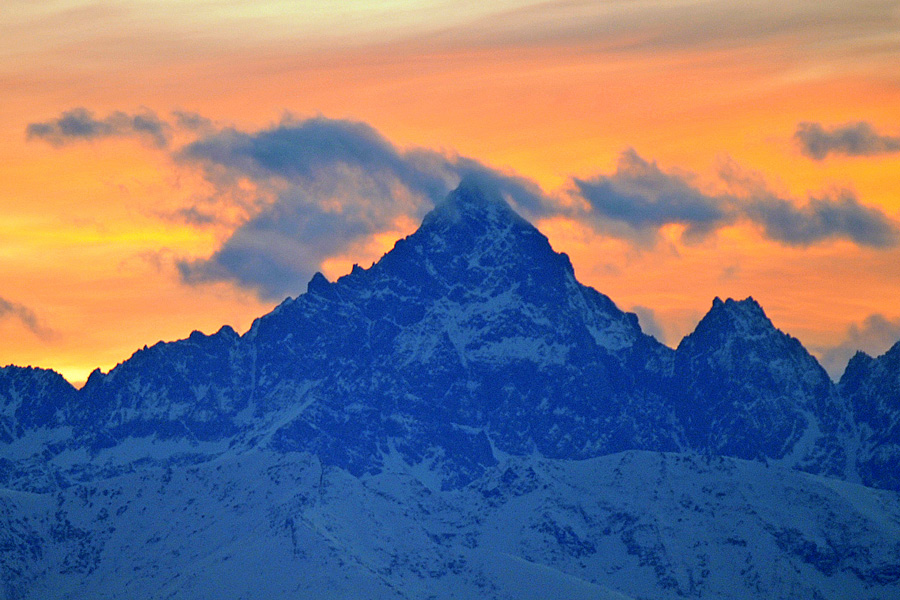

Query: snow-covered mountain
left=839, top=341, right=900, bottom=491
left=2, top=177, right=899, bottom=599
left=672, top=297, right=854, bottom=479
left=4, top=449, right=899, bottom=600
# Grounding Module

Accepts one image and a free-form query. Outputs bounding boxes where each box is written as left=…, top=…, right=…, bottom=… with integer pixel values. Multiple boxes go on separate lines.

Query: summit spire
left=420, top=173, right=529, bottom=232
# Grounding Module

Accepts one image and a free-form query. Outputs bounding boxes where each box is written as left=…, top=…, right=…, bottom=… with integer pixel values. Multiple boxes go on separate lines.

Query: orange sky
left=3, top=1, right=900, bottom=382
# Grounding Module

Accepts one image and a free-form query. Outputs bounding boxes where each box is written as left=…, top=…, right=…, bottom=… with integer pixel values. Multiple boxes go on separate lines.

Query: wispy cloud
left=27, top=107, right=170, bottom=147
left=795, top=121, right=900, bottom=160
left=0, top=297, right=55, bottom=340
left=171, top=110, right=216, bottom=133
left=571, top=150, right=899, bottom=247
left=434, top=0, right=900, bottom=60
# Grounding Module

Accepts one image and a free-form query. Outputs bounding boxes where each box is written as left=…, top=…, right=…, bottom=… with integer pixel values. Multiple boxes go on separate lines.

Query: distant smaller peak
left=710, top=296, right=765, bottom=315
left=216, top=324, right=238, bottom=338
left=85, top=367, right=105, bottom=386
left=739, top=295, right=761, bottom=308
left=850, top=349, right=874, bottom=363
left=840, top=350, right=876, bottom=383
left=733, top=297, right=766, bottom=319
left=696, top=296, right=774, bottom=338
left=189, top=325, right=239, bottom=342
left=307, top=271, right=330, bottom=295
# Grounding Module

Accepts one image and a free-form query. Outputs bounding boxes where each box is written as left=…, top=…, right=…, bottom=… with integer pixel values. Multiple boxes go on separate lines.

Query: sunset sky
left=4, top=0, right=900, bottom=384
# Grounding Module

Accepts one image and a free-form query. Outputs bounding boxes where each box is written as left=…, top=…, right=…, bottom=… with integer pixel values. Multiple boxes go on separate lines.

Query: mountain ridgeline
left=4, top=177, right=900, bottom=600
left=2, top=176, right=898, bottom=492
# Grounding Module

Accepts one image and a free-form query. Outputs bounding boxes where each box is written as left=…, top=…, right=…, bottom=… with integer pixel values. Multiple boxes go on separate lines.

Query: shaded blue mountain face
left=0, top=366, right=77, bottom=490
left=2, top=177, right=897, bottom=491
left=0, top=366, right=77, bottom=440
left=839, top=342, right=900, bottom=490
left=79, top=326, right=247, bottom=447
left=58, top=177, right=677, bottom=488
left=248, top=178, right=677, bottom=484
left=672, top=298, right=854, bottom=478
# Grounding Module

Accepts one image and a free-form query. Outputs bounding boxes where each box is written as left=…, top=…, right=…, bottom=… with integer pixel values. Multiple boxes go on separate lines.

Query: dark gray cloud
left=180, top=118, right=450, bottom=203
left=746, top=190, right=899, bottom=247
left=795, top=121, right=900, bottom=160
left=0, top=297, right=55, bottom=340
left=818, top=314, right=900, bottom=379
left=573, top=149, right=731, bottom=242
left=27, top=108, right=170, bottom=147
left=177, top=116, right=552, bottom=299
left=571, top=149, right=899, bottom=247
left=178, top=186, right=402, bottom=299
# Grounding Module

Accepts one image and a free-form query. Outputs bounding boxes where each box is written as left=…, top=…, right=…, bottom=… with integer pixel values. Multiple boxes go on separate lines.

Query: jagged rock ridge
left=31, top=176, right=681, bottom=488
left=9, top=176, right=884, bottom=489
left=673, top=296, right=854, bottom=478
left=2, top=177, right=900, bottom=599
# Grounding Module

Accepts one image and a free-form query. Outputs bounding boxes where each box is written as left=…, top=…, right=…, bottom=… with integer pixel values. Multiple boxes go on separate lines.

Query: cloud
left=171, top=110, right=216, bottom=133
left=177, top=116, right=552, bottom=299
left=168, top=206, right=223, bottom=227
left=794, top=121, right=900, bottom=160
left=818, top=314, right=900, bottom=379
left=27, top=108, right=170, bottom=147
left=630, top=305, right=667, bottom=344
left=179, top=118, right=452, bottom=200
left=31, top=108, right=900, bottom=298
left=746, top=189, right=899, bottom=247
left=0, top=297, right=55, bottom=340
left=177, top=183, right=409, bottom=299
left=571, top=149, right=899, bottom=247
left=573, top=149, right=731, bottom=243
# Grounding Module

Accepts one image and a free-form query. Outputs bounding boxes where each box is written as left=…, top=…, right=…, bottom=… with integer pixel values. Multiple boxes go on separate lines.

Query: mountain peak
left=700, top=296, right=772, bottom=337
left=710, top=295, right=764, bottom=315
left=368, top=174, right=569, bottom=294
left=674, top=295, right=849, bottom=472
left=306, top=271, right=330, bottom=294
left=421, top=174, right=526, bottom=231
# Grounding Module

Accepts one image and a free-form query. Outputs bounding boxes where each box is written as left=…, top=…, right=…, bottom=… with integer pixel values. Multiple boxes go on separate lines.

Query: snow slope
left=3, top=449, right=898, bottom=600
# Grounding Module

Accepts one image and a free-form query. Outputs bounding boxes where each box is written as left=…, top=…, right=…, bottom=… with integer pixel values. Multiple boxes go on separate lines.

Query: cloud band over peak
left=28, top=110, right=900, bottom=300
left=176, top=116, right=550, bottom=299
